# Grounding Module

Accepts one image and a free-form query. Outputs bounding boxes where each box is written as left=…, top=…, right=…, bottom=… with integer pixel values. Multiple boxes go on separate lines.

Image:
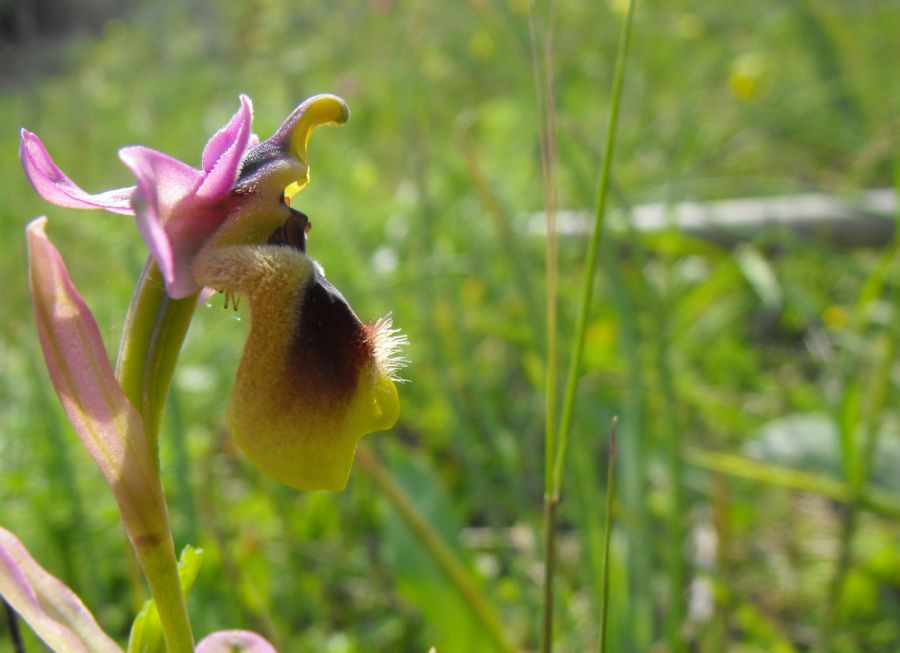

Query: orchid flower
left=20, top=96, right=255, bottom=300
left=0, top=526, right=276, bottom=653
left=20, top=94, right=404, bottom=491
left=11, top=94, right=407, bottom=651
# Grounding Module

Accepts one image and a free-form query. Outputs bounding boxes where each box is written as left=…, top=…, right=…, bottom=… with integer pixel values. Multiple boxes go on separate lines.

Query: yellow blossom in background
left=729, top=52, right=767, bottom=101
left=823, top=305, right=849, bottom=330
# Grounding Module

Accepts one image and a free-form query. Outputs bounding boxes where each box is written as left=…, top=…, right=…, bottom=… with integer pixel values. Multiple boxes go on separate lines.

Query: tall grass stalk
left=551, top=0, right=635, bottom=499
left=684, top=447, right=900, bottom=520
left=603, top=229, right=652, bottom=650
left=540, top=0, right=636, bottom=650
left=355, top=445, right=517, bottom=653
left=459, top=136, right=544, bottom=352
left=639, top=235, right=686, bottom=651
left=526, top=1, right=560, bottom=648
left=4, top=599, right=24, bottom=653
left=599, top=418, right=618, bottom=653
left=821, top=155, right=900, bottom=644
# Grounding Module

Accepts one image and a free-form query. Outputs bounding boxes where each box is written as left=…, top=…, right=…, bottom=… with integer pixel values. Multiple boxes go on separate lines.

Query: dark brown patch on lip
left=267, top=210, right=310, bottom=252
left=288, top=270, right=373, bottom=405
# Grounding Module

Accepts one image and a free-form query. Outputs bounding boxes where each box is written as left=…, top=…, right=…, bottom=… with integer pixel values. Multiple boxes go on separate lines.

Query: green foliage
left=128, top=546, right=204, bottom=653
left=2, top=0, right=900, bottom=651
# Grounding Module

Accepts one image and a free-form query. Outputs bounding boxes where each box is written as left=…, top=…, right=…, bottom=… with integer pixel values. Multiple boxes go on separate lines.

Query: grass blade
left=541, top=1, right=637, bottom=650
left=600, top=418, right=618, bottom=653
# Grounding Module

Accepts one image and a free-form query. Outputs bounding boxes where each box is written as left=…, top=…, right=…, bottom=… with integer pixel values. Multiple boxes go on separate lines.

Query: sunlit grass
left=2, top=1, right=900, bottom=651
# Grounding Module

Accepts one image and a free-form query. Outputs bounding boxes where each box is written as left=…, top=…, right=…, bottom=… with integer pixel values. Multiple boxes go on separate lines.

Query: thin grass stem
left=527, top=2, right=561, bottom=649
left=552, top=0, right=636, bottom=495
left=527, top=0, right=559, bottom=502
left=599, top=417, right=618, bottom=653
left=539, top=3, right=636, bottom=650
left=541, top=495, right=558, bottom=653
left=355, top=445, right=517, bottom=653
left=821, top=154, right=900, bottom=646
left=684, top=447, right=900, bottom=520
left=4, top=599, right=25, bottom=653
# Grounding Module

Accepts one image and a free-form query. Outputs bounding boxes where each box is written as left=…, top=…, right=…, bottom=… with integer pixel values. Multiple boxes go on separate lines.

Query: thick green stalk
left=116, top=258, right=198, bottom=653
left=117, top=260, right=198, bottom=456
left=117, top=261, right=167, bottom=418
left=132, top=537, right=194, bottom=653
left=355, top=445, right=517, bottom=653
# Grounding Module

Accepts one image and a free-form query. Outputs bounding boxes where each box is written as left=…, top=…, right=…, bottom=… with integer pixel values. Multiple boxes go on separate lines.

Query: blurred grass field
left=2, top=1, right=900, bottom=651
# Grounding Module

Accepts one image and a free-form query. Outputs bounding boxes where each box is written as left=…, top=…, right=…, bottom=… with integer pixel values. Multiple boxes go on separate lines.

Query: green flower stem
left=116, top=258, right=198, bottom=653
left=355, top=444, right=517, bottom=653
left=117, top=260, right=198, bottom=456
left=132, top=536, right=195, bottom=653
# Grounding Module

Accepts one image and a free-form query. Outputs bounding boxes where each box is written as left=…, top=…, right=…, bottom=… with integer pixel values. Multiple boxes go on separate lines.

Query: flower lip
left=288, top=267, right=373, bottom=405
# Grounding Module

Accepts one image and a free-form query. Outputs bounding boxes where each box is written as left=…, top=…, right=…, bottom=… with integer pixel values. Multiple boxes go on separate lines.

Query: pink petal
left=0, top=526, right=123, bottom=653
left=19, top=129, right=135, bottom=215
left=196, top=631, right=278, bottom=653
left=119, top=146, right=205, bottom=298
left=198, top=94, right=253, bottom=200
left=26, top=218, right=170, bottom=542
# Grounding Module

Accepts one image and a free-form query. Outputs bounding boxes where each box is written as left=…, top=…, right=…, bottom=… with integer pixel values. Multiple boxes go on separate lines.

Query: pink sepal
left=20, top=129, right=135, bottom=215
left=26, top=218, right=170, bottom=543
left=0, top=526, right=123, bottom=653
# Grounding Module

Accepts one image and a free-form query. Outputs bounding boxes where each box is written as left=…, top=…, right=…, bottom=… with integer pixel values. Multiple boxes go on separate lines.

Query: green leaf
left=127, top=546, right=204, bottom=653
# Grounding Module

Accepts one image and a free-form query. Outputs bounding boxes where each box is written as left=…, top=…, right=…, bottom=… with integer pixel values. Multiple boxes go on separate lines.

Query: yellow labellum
left=194, top=242, right=400, bottom=491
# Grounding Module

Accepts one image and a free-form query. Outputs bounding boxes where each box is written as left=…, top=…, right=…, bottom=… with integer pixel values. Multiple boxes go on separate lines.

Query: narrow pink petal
left=20, top=129, right=135, bottom=215
left=26, top=218, right=170, bottom=542
left=196, top=631, right=278, bottom=653
left=0, top=527, right=122, bottom=653
left=119, top=146, right=204, bottom=298
left=199, top=95, right=254, bottom=201
left=201, top=95, right=251, bottom=171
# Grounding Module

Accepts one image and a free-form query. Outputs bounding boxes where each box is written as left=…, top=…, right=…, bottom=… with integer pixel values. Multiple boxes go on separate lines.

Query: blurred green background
left=2, top=0, right=900, bottom=651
